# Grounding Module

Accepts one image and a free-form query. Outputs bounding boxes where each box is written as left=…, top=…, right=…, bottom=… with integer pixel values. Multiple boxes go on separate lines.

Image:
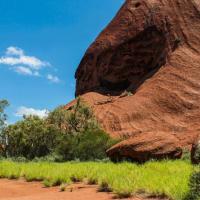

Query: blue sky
left=0, top=0, right=124, bottom=123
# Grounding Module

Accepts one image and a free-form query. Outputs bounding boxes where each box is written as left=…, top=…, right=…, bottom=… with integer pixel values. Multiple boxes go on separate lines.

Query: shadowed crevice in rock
left=76, top=25, right=168, bottom=96
left=98, top=26, right=167, bottom=95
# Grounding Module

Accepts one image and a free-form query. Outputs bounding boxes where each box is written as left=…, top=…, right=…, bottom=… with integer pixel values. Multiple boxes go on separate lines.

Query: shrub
left=51, top=98, right=117, bottom=161
left=116, top=190, right=132, bottom=199
left=4, top=116, right=58, bottom=159
left=191, top=141, right=200, bottom=165
left=3, top=98, right=116, bottom=161
left=56, top=128, right=116, bottom=161
left=186, top=143, right=200, bottom=200
left=185, top=168, right=200, bottom=200
left=60, top=184, right=66, bottom=192
left=98, top=180, right=112, bottom=192
left=87, top=177, right=97, bottom=185
left=47, top=98, right=94, bottom=135
left=43, top=179, right=52, bottom=187
left=182, top=148, right=191, bottom=161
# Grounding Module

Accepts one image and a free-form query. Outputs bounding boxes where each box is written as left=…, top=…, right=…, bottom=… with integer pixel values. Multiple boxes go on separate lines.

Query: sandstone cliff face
left=67, top=0, right=200, bottom=161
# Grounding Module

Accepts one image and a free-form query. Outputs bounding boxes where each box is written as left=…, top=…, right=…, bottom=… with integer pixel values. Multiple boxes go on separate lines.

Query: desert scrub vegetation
left=185, top=167, right=200, bottom=200
left=0, top=160, right=195, bottom=200
left=0, top=98, right=117, bottom=161
left=185, top=145, right=200, bottom=200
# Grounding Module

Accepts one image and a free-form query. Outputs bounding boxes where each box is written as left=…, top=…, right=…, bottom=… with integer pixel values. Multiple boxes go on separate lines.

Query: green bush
left=2, top=98, right=116, bottom=161
left=49, top=98, right=117, bottom=161
left=182, top=148, right=191, bottom=161
left=192, top=143, right=200, bottom=164
left=185, top=168, right=200, bottom=200
left=4, top=116, right=57, bottom=159
left=47, top=98, right=95, bottom=135
left=56, top=128, right=116, bottom=161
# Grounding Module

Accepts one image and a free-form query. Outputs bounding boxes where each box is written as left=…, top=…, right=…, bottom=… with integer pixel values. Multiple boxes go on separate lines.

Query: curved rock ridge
left=107, top=132, right=182, bottom=162
left=66, top=0, right=200, bottom=161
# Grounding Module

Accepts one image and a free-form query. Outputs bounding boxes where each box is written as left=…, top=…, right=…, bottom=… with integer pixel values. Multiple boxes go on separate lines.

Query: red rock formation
left=67, top=0, right=200, bottom=161
left=107, top=132, right=182, bottom=162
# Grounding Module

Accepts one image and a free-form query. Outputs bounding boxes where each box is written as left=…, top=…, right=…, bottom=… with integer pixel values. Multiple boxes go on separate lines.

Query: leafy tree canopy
left=1, top=98, right=117, bottom=161
left=0, top=99, right=9, bottom=130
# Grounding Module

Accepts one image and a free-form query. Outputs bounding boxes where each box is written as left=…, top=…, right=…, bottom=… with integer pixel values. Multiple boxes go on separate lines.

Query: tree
left=0, top=99, right=9, bottom=131
left=47, top=98, right=96, bottom=135
left=185, top=168, right=200, bottom=200
left=185, top=146, right=200, bottom=200
left=47, top=105, right=69, bottom=133
left=0, top=100, right=9, bottom=155
left=5, top=116, right=57, bottom=159
left=3, top=98, right=116, bottom=161
left=51, top=98, right=117, bottom=161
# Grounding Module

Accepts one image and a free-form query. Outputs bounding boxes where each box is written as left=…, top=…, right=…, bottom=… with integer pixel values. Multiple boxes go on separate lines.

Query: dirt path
left=0, top=179, right=158, bottom=200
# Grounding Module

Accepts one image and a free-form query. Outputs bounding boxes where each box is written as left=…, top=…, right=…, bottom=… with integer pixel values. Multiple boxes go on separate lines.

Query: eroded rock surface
left=67, top=0, right=200, bottom=161
left=107, top=132, right=182, bottom=162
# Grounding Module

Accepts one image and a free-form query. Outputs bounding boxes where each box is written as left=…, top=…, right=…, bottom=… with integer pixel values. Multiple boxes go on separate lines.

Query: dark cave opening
left=96, top=26, right=167, bottom=96
left=135, top=2, right=141, bottom=8
left=99, top=78, right=131, bottom=92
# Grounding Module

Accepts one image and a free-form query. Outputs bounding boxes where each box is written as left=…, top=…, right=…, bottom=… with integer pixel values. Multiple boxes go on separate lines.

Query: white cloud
left=14, top=66, right=32, bottom=76
left=0, top=46, right=50, bottom=70
left=14, top=66, right=40, bottom=76
left=47, top=74, right=60, bottom=83
left=0, top=46, right=61, bottom=82
left=16, top=106, right=49, bottom=118
left=6, top=46, right=24, bottom=56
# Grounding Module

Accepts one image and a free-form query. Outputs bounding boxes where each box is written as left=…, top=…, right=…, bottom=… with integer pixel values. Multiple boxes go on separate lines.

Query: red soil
left=0, top=179, right=160, bottom=200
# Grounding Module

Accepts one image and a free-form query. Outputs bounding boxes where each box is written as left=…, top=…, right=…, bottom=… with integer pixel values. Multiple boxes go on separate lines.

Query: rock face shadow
left=98, top=26, right=167, bottom=96
left=76, top=26, right=168, bottom=96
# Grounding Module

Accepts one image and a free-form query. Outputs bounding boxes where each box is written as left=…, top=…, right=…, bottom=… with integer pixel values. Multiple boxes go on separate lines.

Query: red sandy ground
left=0, top=179, right=160, bottom=200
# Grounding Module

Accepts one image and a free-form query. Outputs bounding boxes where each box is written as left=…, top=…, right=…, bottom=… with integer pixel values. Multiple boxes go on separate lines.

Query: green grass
left=0, top=160, right=195, bottom=199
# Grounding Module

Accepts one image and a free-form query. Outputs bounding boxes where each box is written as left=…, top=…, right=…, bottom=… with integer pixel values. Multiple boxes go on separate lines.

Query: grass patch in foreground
left=0, top=160, right=195, bottom=200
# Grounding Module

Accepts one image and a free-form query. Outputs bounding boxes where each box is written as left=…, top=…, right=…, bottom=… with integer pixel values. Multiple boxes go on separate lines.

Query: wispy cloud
left=0, top=46, right=61, bottom=83
left=16, top=106, right=49, bottom=118
left=14, top=66, right=40, bottom=76
left=47, top=74, right=60, bottom=83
